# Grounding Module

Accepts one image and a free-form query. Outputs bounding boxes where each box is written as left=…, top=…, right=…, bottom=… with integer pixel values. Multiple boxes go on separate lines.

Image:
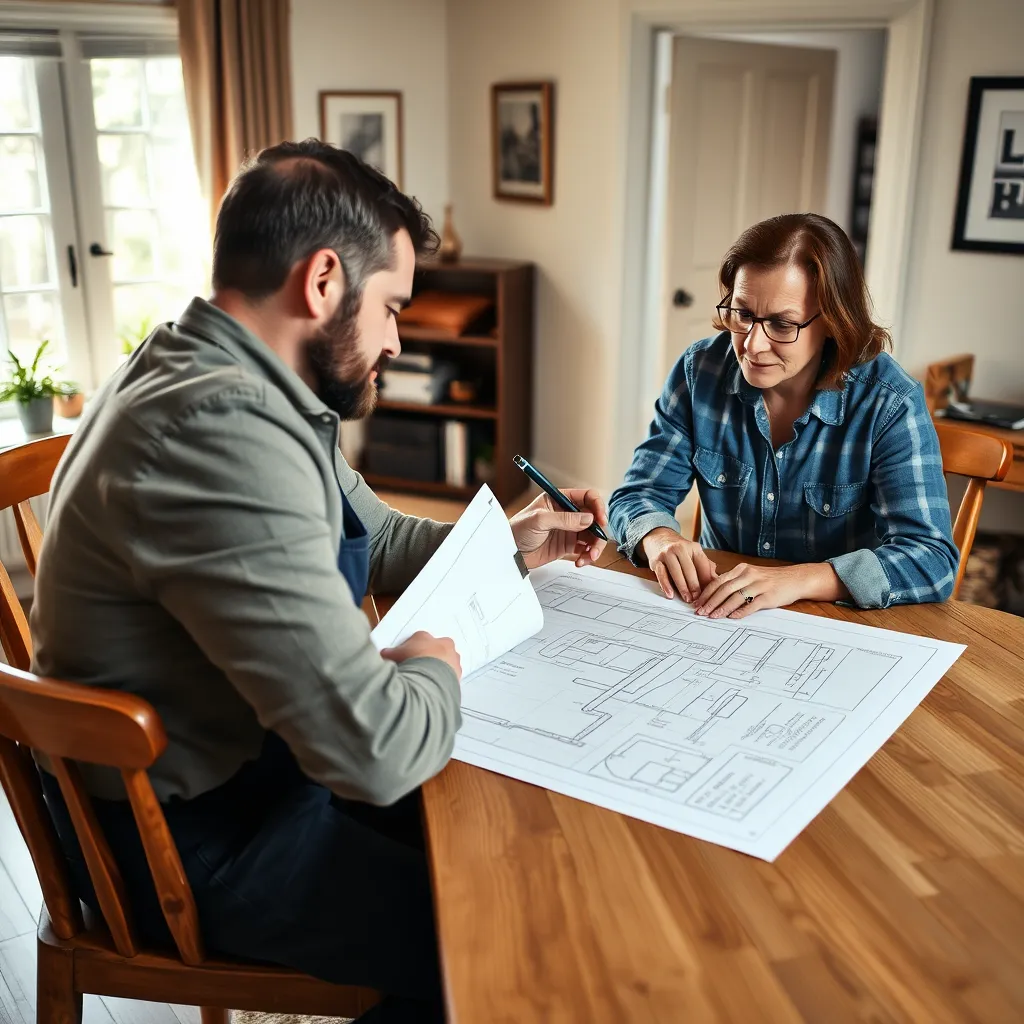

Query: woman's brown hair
left=711, top=212, right=891, bottom=388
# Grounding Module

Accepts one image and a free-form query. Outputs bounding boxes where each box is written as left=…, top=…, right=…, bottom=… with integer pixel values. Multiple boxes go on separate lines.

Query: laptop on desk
left=942, top=398, right=1024, bottom=431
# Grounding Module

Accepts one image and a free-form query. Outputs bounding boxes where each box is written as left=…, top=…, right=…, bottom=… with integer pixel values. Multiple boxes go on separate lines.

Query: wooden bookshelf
left=361, top=473, right=478, bottom=501
left=362, top=257, right=534, bottom=505
left=396, top=325, right=498, bottom=347
left=376, top=399, right=498, bottom=419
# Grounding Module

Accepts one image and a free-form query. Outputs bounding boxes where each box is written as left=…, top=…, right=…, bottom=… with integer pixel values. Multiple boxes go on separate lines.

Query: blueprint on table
left=453, top=562, right=965, bottom=860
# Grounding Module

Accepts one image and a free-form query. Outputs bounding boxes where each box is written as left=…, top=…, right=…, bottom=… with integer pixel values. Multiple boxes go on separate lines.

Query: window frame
left=0, top=1, right=190, bottom=399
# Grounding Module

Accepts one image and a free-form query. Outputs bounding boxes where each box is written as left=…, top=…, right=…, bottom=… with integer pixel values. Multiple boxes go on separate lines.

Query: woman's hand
left=640, top=527, right=717, bottom=602
left=693, top=562, right=846, bottom=619
left=510, top=488, right=610, bottom=569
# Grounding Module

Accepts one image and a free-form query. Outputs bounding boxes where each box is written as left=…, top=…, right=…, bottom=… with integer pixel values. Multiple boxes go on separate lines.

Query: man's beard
left=304, top=302, right=389, bottom=420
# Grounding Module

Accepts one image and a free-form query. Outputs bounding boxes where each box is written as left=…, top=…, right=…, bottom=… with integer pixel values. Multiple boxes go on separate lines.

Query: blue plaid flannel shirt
left=608, top=333, right=958, bottom=608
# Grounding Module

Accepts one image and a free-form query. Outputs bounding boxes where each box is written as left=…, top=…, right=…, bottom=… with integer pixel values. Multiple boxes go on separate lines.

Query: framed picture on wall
left=492, top=81, right=554, bottom=205
left=319, top=91, right=403, bottom=188
left=952, top=76, right=1024, bottom=255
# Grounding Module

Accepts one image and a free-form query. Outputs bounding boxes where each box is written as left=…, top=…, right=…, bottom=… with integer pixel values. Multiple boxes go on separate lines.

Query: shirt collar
left=721, top=343, right=847, bottom=425
left=175, top=297, right=333, bottom=421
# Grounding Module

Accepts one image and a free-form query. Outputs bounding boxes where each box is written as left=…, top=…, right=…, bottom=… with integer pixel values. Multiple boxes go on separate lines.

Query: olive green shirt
left=31, top=298, right=459, bottom=804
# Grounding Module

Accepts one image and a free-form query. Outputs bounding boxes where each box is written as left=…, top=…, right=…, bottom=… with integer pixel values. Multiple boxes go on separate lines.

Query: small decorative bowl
left=449, top=379, right=478, bottom=403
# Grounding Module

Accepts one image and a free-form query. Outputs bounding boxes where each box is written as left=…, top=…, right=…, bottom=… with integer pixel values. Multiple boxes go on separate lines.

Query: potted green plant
left=0, top=340, right=77, bottom=435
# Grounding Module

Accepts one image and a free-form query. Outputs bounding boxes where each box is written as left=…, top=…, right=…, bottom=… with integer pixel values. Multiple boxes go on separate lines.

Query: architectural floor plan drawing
left=454, top=562, right=966, bottom=860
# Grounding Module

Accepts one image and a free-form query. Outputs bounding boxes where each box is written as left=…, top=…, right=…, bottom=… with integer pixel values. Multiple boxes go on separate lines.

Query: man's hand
left=380, top=631, right=463, bottom=680
left=693, top=562, right=847, bottom=619
left=510, top=488, right=610, bottom=569
left=640, top=527, right=717, bottom=603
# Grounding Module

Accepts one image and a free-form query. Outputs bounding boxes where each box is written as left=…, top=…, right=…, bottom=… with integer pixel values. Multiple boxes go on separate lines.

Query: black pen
left=513, top=454, right=610, bottom=542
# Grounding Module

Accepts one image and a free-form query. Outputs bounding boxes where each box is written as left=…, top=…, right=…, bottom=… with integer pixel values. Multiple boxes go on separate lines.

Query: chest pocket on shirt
left=692, top=448, right=753, bottom=536
left=803, top=481, right=868, bottom=559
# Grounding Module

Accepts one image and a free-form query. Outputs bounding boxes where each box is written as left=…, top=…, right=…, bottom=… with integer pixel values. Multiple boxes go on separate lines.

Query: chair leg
left=36, top=939, right=82, bottom=1024
left=200, top=1009, right=230, bottom=1024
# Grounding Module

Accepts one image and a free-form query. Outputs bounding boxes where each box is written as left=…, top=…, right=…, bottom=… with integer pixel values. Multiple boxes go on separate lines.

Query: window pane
left=109, top=208, right=157, bottom=280
left=3, top=291, right=65, bottom=365
left=0, top=215, right=51, bottom=288
left=113, top=283, right=169, bottom=342
left=90, top=58, right=144, bottom=130
left=0, top=57, right=35, bottom=132
left=145, top=58, right=190, bottom=136
left=97, top=133, right=150, bottom=206
left=0, top=136, right=42, bottom=211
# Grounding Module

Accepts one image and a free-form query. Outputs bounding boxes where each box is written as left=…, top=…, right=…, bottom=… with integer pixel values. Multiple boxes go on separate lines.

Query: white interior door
left=662, top=36, right=836, bottom=378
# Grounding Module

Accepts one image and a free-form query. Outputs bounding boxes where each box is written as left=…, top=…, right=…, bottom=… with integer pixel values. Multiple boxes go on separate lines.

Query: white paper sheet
left=452, top=562, right=966, bottom=861
left=371, top=485, right=543, bottom=676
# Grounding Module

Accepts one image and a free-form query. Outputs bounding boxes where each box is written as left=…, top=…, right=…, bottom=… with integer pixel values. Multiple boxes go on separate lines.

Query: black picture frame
left=951, top=76, right=1024, bottom=255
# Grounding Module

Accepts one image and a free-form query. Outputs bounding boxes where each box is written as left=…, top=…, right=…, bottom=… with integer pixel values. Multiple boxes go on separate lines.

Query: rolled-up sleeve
left=609, top=355, right=696, bottom=563
left=828, top=383, right=958, bottom=608
left=125, top=390, right=462, bottom=806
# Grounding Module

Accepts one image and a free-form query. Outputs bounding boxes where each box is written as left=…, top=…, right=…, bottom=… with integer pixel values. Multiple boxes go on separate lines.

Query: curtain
left=176, top=0, right=293, bottom=226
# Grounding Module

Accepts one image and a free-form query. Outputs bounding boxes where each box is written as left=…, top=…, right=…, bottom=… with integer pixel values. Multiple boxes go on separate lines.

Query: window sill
left=0, top=411, right=83, bottom=452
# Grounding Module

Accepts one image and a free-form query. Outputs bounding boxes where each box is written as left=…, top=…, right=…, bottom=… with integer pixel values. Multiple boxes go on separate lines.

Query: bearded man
left=31, top=141, right=608, bottom=1024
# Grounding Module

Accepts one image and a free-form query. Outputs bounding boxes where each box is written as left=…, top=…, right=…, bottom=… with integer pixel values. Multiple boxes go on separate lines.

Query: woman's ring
left=741, top=590, right=753, bottom=604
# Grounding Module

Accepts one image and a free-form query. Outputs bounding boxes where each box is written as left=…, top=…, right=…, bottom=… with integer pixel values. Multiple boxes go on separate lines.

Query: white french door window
left=0, top=19, right=209, bottom=399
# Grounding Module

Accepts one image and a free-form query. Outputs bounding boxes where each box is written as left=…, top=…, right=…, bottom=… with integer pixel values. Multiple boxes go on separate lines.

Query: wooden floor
left=0, top=487, right=531, bottom=1024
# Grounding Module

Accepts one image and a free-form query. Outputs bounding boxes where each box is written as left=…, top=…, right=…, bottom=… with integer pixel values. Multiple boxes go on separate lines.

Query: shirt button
left=717, top=474, right=726, bottom=483
left=321, top=414, right=332, bottom=424
left=767, top=492, right=775, bottom=502
left=763, top=543, right=770, bottom=550
left=823, top=503, right=831, bottom=513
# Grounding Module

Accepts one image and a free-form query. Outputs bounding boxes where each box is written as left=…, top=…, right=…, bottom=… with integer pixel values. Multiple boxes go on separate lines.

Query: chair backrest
left=924, top=353, right=974, bottom=414
left=0, top=433, right=72, bottom=577
left=935, top=422, right=1014, bottom=598
left=0, top=433, right=205, bottom=966
left=0, top=663, right=206, bottom=965
left=0, top=435, right=71, bottom=671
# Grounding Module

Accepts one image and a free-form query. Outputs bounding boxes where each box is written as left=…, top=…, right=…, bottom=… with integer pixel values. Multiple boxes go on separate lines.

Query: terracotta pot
left=55, top=392, right=84, bottom=419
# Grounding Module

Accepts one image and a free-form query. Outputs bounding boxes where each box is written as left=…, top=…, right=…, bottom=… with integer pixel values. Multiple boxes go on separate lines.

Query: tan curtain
left=176, top=0, right=294, bottom=225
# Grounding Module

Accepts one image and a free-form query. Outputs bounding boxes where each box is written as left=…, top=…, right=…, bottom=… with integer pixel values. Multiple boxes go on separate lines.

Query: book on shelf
left=444, top=420, right=468, bottom=487
left=380, top=360, right=455, bottom=404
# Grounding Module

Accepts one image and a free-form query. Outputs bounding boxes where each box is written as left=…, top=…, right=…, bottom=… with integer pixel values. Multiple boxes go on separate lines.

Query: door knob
left=89, top=242, right=114, bottom=257
left=672, top=288, right=694, bottom=308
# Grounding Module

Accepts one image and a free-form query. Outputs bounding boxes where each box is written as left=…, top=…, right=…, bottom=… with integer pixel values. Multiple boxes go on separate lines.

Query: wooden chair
left=0, top=434, right=71, bottom=670
left=935, top=422, right=1014, bottom=599
left=0, top=437, right=381, bottom=1023
left=686, top=422, right=1012, bottom=600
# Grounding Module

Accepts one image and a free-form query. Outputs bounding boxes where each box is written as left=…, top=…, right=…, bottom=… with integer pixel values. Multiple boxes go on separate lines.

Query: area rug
left=233, top=1014, right=352, bottom=1024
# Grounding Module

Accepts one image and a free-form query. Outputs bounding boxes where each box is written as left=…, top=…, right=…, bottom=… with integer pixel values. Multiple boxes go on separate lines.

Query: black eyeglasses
left=716, top=304, right=822, bottom=345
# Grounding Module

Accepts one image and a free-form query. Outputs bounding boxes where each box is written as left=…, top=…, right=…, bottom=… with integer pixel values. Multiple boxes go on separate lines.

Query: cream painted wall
left=900, top=0, right=1023, bottom=399
left=290, top=0, right=449, bottom=227
left=446, top=0, right=622, bottom=490
left=899, top=0, right=1024, bottom=533
left=446, top=0, right=1023, bottom=525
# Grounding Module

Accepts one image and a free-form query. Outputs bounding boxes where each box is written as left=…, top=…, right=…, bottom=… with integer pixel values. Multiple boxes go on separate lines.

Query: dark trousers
left=41, top=736, right=445, bottom=1023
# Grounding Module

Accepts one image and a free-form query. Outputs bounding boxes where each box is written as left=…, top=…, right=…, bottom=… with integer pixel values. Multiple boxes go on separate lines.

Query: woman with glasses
left=608, top=212, right=958, bottom=616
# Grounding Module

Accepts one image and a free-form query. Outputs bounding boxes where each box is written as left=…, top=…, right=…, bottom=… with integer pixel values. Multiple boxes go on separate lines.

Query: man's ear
left=301, top=248, right=345, bottom=321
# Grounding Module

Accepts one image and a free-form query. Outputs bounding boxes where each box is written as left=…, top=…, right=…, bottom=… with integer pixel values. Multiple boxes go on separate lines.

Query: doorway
left=612, top=1, right=929, bottom=489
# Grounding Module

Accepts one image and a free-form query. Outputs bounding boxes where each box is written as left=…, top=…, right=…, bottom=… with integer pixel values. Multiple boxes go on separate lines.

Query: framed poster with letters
left=952, top=76, right=1024, bottom=255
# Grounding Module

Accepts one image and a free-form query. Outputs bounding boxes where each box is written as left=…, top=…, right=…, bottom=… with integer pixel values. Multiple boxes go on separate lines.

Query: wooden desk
left=935, top=416, right=1024, bottom=492
left=420, top=552, right=1024, bottom=1023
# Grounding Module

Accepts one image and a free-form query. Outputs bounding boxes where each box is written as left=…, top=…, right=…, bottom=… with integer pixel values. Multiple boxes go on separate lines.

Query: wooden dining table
left=415, top=550, right=1024, bottom=1023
